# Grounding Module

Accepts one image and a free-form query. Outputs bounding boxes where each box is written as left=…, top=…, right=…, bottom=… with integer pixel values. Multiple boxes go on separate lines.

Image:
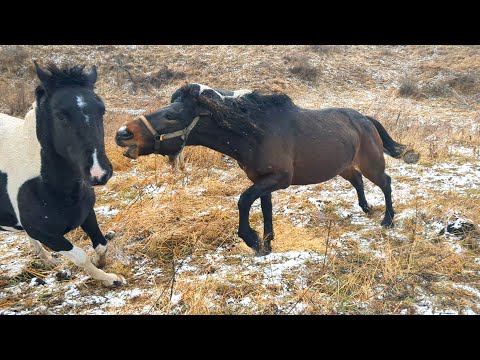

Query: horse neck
left=186, top=118, right=253, bottom=163
left=35, top=108, right=87, bottom=198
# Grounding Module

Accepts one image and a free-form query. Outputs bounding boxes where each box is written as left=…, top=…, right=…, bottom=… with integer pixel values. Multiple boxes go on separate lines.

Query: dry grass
left=1, top=45, right=480, bottom=315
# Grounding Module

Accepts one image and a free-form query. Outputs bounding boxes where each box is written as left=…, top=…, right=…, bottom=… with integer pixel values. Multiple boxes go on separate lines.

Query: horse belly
left=0, top=172, right=20, bottom=229
left=0, top=114, right=42, bottom=227
left=291, top=139, right=357, bottom=185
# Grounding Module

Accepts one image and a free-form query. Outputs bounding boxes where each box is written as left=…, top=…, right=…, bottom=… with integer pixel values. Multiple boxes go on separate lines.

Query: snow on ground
left=1, top=154, right=479, bottom=314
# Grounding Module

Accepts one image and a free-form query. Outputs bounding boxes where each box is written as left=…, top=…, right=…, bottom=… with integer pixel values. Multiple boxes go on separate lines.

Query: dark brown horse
left=115, top=83, right=419, bottom=255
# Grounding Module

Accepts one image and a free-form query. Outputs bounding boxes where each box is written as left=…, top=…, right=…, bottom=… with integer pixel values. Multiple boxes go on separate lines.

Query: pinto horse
left=0, top=62, right=125, bottom=286
left=116, top=83, right=419, bottom=256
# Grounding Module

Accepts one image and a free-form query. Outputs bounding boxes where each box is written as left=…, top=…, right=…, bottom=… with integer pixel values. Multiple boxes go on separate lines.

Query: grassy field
left=0, top=45, right=479, bottom=314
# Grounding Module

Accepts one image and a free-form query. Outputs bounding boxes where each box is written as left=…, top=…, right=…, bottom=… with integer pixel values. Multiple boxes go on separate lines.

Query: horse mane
left=181, top=84, right=297, bottom=138
left=43, top=63, right=94, bottom=88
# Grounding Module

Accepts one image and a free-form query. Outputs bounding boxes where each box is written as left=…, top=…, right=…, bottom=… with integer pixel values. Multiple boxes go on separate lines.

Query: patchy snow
left=94, top=205, right=119, bottom=217
left=108, top=108, right=146, bottom=116
left=143, top=184, right=167, bottom=195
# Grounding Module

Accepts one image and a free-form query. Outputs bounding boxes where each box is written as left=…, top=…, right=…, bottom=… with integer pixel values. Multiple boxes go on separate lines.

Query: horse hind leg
left=28, top=237, right=60, bottom=269
left=261, top=193, right=274, bottom=254
left=359, top=164, right=395, bottom=227
left=340, top=167, right=372, bottom=214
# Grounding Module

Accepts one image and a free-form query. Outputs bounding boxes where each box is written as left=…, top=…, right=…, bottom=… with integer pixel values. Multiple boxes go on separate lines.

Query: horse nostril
left=117, top=128, right=134, bottom=140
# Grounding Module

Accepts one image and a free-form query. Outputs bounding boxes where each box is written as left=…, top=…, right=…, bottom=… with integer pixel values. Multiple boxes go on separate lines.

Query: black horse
left=0, top=62, right=125, bottom=286
left=116, top=83, right=419, bottom=255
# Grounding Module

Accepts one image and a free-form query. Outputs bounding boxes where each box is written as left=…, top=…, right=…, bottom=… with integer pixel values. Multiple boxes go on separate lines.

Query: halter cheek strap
left=137, top=115, right=201, bottom=154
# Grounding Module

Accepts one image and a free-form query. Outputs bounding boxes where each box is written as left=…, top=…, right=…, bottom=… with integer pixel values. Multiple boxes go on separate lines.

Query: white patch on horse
left=90, top=149, right=106, bottom=179
left=76, top=96, right=90, bottom=124
left=0, top=104, right=42, bottom=226
left=192, top=83, right=225, bottom=100
left=76, top=96, right=87, bottom=109
left=229, top=89, right=252, bottom=98
left=0, top=226, right=21, bottom=232
left=95, top=244, right=107, bottom=257
left=59, top=245, right=88, bottom=266
left=119, top=126, right=127, bottom=132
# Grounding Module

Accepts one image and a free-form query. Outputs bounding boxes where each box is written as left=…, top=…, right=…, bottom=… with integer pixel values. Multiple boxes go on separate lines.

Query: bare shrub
left=398, top=77, right=420, bottom=97
left=0, top=80, right=35, bottom=117
left=309, top=45, right=342, bottom=54
left=286, top=55, right=319, bottom=83
left=448, top=73, right=478, bottom=94
left=136, top=66, right=186, bottom=88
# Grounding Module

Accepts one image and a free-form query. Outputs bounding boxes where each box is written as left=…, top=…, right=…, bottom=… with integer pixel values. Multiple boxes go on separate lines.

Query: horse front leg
left=28, top=234, right=126, bottom=287
left=81, top=209, right=111, bottom=268
left=237, top=174, right=290, bottom=256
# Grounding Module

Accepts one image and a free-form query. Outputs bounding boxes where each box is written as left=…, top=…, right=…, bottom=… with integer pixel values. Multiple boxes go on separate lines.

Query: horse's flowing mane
left=44, top=63, right=94, bottom=88
left=180, top=84, right=298, bottom=138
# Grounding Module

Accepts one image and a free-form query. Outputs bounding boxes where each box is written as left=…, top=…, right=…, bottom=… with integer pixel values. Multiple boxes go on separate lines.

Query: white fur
left=95, top=244, right=107, bottom=256
left=90, top=149, right=106, bottom=179
left=60, top=244, right=125, bottom=285
left=0, top=104, right=42, bottom=226
left=192, top=83, right=252, bottom=100
left=230, top=89, right=252, bottom=98
left=0, top=226, right=21, bottom=232
left=76, top=95, right=87, bottom=109
left=192, top=83, right=225, bottom=100
left=76, top=96, right=90, bottom=124
left=59, top=245, right=87, bottom=266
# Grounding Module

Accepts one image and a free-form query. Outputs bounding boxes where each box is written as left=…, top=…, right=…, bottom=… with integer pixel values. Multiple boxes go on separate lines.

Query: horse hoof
left=381, top=219, right=394, bottom=228
left=102, top=275, right=127, bottom=287
left=263, top=242, right=272, bottom=255
left=361, top=204, right=373, bottom=214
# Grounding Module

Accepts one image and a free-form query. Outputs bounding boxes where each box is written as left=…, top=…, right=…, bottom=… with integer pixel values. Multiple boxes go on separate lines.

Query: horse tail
left=366, top=116, right=420, bottom=164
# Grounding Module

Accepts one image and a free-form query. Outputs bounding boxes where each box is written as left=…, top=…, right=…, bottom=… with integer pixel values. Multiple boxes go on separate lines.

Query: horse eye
left=165, top=113, right=175, bottom=120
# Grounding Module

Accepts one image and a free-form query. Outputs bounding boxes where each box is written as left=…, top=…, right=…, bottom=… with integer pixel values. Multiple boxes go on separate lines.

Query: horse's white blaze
left=90, top=149, right=106, bottom=179
left=0, top=105, right=42, bottom=226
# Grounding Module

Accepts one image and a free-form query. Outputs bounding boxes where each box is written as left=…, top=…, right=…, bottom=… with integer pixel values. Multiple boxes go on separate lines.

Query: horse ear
left=190, top=84, right=201, bottom=98
left=86, top=65, right=97, bottom=85
left=34, top=61, right=52, bottom=86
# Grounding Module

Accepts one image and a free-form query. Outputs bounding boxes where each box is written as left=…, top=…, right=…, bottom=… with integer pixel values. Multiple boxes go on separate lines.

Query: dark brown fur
left=116, top=84, right=419, bottom=255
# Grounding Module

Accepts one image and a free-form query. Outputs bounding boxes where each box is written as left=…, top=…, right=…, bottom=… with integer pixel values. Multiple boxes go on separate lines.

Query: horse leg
left=27, top=237, right=60, bottom=268
left=37, top=235, right=126, bottom=287
left=81, top=209, right=109, bottom=268
left=340, top=167, right=372, bottom=213
left=378, top=174, right=394, bottom=227
left=261, top=193, right=274, bottom=254
left=360, top=167, right=395, bottom=227
left=238, top=174, right=290, bottom=256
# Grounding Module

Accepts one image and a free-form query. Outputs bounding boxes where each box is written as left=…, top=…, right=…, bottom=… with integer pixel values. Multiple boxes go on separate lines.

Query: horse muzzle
left=90, top=168, right=112, bottom=186
left=115, top=127, right=140, bottom=159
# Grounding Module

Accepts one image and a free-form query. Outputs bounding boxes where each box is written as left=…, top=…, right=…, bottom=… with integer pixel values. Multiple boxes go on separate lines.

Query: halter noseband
left=137, top=115, right=201, bottom=154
